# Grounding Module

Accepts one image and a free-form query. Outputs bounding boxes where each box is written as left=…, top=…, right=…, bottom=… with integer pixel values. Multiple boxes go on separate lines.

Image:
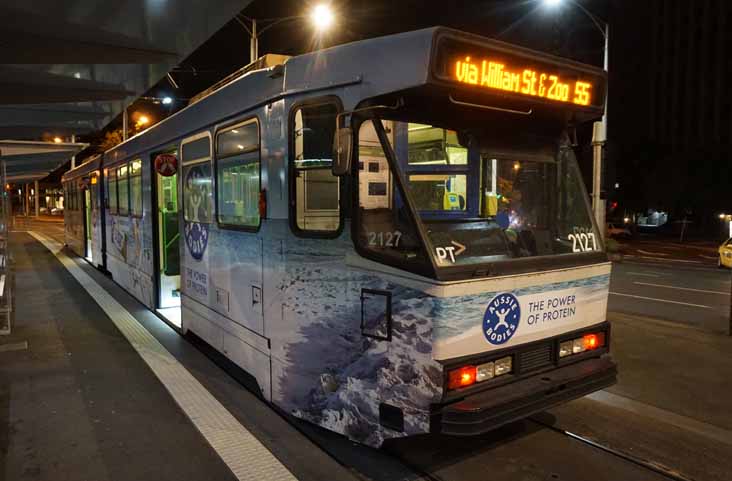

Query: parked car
left=607, top=222, right=631, bottom=238
left=719, top=238, right=732, bottom=268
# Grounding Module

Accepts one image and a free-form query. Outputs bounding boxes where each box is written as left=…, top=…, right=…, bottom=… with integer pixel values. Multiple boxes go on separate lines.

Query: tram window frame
left=90, top=173, right=98, bottom=211
left=129, top=159, right=143, bottom=218
left=181, top=132, right=214, bottom=224
left=288, top=96, right=344, bottom=239
left=108, top=168, right=118, bottom=214
left=117, top=163, right=130, bottom=216
left=350, top=117, right=435, bottom=279
left=214, top=117, right=261, bottom=231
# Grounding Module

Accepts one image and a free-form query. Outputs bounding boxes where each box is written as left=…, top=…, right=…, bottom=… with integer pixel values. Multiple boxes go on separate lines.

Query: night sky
left=125, top=0, right=725, bottom=234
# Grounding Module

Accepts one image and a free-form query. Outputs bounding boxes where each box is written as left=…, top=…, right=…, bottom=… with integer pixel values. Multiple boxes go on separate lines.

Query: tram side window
left=109, top=169, right=118, bottom=214
left=130, top=159, right=143, bottom=217
left=291, top=102, right=340, bottom=234
left=117, top=164, right=129, bottom=216
left=182, top=136, right=213, bottom=224
left=216, top=120, right=260, bottom=228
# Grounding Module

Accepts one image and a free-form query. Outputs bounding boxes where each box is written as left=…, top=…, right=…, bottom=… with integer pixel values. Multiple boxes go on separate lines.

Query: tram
left=63, top=27, right=616, bottom=447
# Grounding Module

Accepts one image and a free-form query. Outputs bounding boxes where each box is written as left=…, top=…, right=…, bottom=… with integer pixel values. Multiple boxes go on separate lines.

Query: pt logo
left=435, top=241, right=466, bottom=264
left=483, top=293, right=521, bottom=345
left=184, top=165, right=210, bottom=261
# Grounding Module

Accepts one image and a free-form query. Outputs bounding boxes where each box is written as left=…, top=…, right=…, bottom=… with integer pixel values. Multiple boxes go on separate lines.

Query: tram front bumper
left=439, top=356, right=617, bottom=436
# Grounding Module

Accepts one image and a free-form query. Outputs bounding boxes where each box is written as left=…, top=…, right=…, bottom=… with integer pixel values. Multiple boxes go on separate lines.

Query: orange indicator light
left=583, top=333, right=605, bottom=350
left=448, top=365, right=477, bottom=390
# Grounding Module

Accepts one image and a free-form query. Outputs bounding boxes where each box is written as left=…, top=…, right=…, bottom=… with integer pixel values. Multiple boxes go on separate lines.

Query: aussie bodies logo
left=184, top=164, right=210, bottom=261
left=483, top=293, right=521, bottom=345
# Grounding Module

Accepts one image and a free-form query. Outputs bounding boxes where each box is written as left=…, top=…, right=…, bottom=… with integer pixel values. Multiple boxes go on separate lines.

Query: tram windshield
left=355, top=113, right=602, bottom=276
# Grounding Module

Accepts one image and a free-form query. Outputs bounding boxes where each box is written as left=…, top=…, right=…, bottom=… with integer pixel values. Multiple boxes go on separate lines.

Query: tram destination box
left=430, top=30, right=607, bottom=113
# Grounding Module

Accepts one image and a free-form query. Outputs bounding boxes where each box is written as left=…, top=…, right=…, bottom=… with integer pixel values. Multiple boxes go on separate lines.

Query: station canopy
left=0, top=141, right=89, bottom=183
left=0, top=1, right=253, bottom=139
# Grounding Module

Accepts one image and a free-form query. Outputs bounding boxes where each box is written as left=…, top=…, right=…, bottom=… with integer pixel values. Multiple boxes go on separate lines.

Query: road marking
left=589, top=390, right=732, bottom=447
left=609, top=291, right=712, bottom=309
left=0, top=341, right=28, bottom=353
left=29, top=231, right=297, bottom=481
left=700, top=255, right=718, bottom=260
left=627, top=255, right=704, bottom=264
left=634, top=281, right=730, bottom=296
left=626, top=271, right=662, bottom=278
left=637, top=249, right=669, bottom=256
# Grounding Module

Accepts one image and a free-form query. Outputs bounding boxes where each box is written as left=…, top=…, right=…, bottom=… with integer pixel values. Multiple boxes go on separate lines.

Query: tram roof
left=98, top=27, right=606, bottom=166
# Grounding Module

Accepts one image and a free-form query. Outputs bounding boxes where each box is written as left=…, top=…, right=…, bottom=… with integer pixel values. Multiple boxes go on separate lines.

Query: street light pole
left=237, top=15, right=304, bottom=63
left=593, top=23, right=609, bottom=237
left=235, top=5, right=334, bottom=63
left=545, top=0, right=609, bottom=236
left=250, top=18, right=258, bottom=62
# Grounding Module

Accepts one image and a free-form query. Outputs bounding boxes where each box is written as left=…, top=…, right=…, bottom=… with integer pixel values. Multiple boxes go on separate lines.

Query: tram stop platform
left=0, top=220, right=359, bottom=481
left=3, top=217, right=732, bottom=481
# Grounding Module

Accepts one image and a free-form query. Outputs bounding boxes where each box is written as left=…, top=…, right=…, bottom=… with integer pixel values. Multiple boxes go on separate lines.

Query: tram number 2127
left=368, top=231, right=402, bottom=248
left=568, top=232, right=598, bottom=253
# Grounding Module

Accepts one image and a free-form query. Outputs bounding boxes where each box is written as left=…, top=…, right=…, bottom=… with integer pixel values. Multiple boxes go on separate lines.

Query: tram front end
left=338, top=28, right=616, bottom=440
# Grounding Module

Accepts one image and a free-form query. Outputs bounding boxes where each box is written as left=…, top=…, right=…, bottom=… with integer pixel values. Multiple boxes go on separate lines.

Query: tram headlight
left=560, top=332, right=606, bottom=358
left=476, top=362, right=494, bottom=382
left=494, top=356, right=513, bottom=376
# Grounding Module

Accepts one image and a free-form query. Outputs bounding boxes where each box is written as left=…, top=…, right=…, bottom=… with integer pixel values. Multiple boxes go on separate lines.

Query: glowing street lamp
left=53, top=136, right=63, bottom=143
left=310, top=4, right=334, bottom=30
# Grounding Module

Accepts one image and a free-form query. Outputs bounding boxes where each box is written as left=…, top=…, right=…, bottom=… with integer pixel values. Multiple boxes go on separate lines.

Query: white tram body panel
left=63, top=27, right=615, bottom=447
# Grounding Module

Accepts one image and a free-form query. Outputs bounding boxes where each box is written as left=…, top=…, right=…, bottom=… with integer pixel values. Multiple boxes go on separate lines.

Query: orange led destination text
left=454, top=56, right=593, bottom=106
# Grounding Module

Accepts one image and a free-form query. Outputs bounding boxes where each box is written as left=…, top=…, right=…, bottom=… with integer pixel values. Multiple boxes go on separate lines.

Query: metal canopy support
left=0, top=6, right=178, bottom=64
left=34, top=180, right=40, bottom=217
left=0, top=66, right=133, bottom=105
left=0, top=1, right=255, bottom=140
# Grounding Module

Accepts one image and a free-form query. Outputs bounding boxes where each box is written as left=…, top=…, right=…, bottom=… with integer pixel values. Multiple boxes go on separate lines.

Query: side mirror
left=332, top=127, right=353, bottom=176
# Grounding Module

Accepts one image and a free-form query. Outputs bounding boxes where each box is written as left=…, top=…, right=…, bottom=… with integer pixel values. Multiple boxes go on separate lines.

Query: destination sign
left=433, top=36, right=606, bottom=110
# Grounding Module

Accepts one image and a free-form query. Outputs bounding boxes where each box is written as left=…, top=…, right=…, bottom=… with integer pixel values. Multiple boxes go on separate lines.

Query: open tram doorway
left=83, top=187, right=93, bottom=263
left=152, top=149, right=182, bottom=327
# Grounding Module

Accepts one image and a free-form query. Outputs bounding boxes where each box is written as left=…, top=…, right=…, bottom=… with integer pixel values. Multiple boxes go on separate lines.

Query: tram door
left=84, top=188, right=93, bottom=262
left=154, top=161, right=181, bottom=316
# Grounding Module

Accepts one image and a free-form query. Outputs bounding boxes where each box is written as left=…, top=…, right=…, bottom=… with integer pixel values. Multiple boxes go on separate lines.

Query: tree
left=98, top=128, right=124, bottom=151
